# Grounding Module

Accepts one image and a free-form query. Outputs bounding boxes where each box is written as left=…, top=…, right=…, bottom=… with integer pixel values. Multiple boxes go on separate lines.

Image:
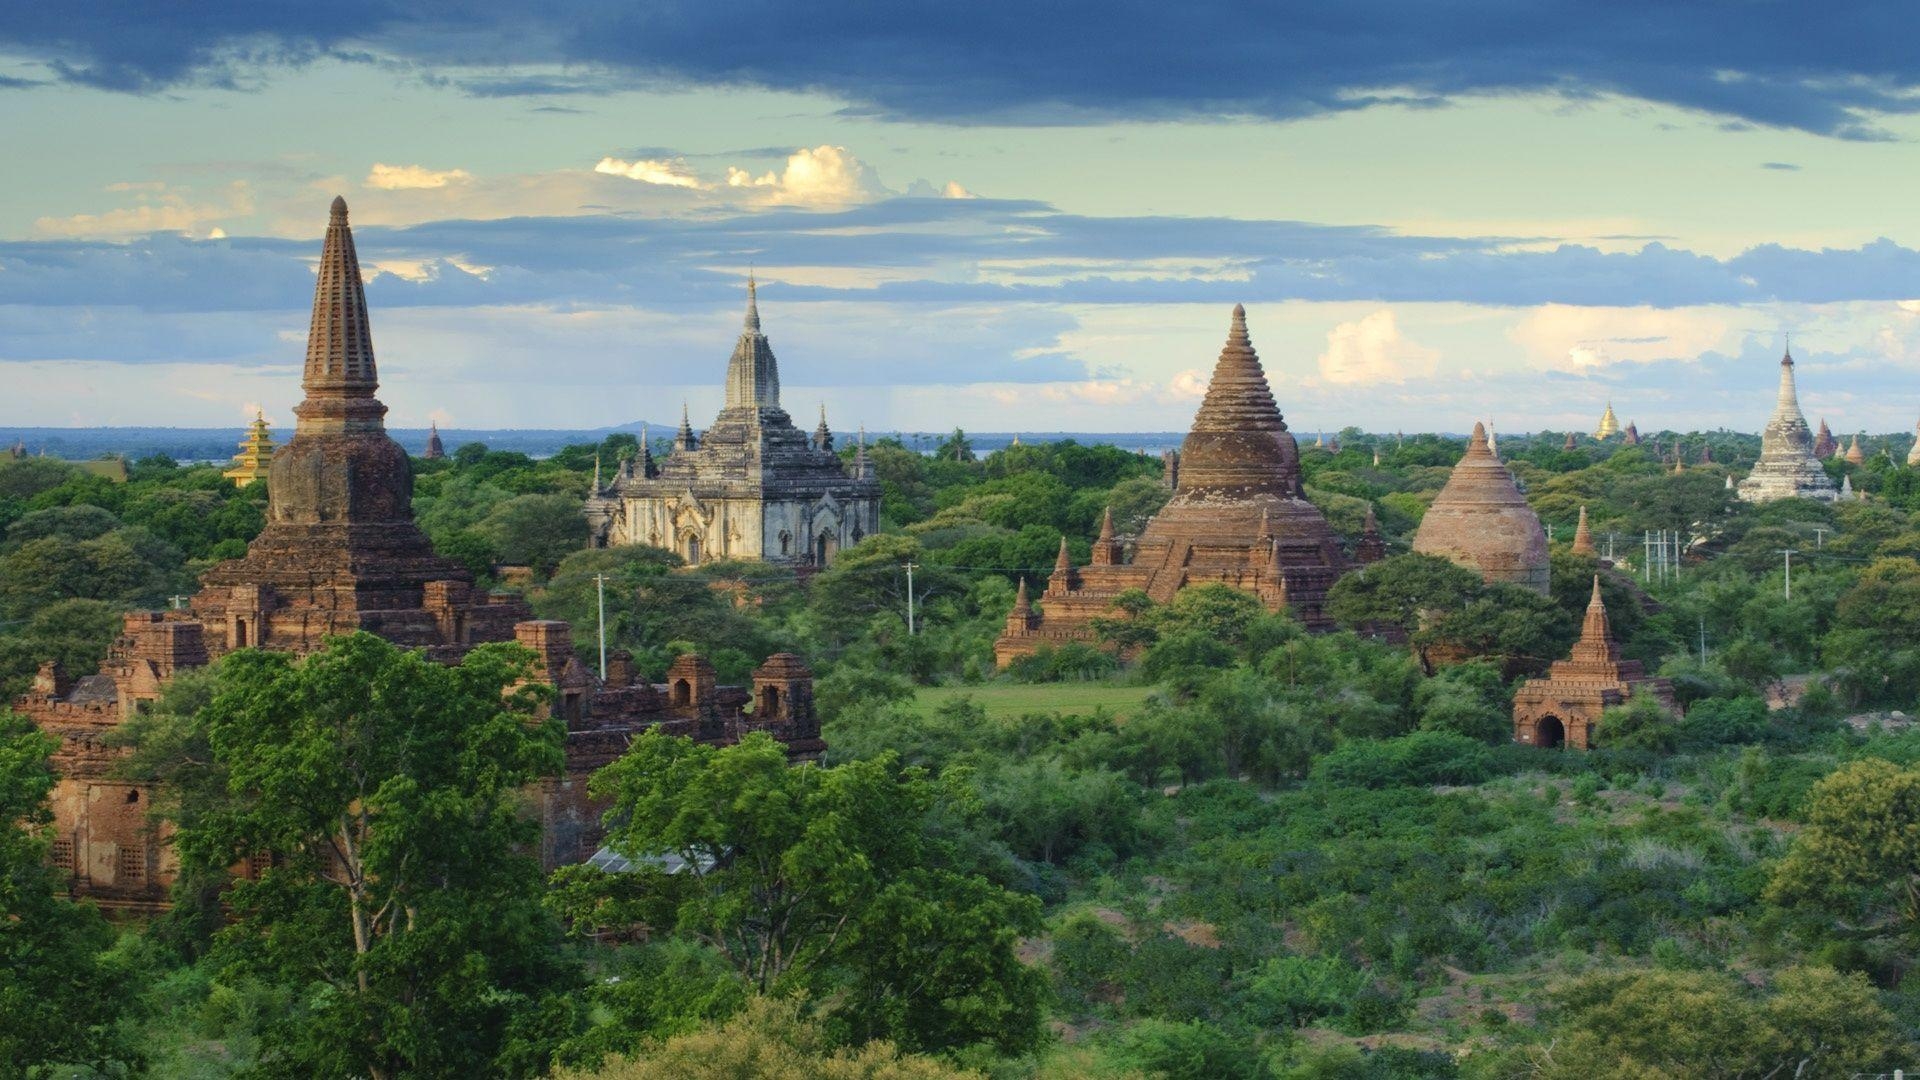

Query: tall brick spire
left=1176, top=304, right=1298, bottom=497
left=294, top=196, right=386, bottom=436
left=723, top=274, right=782, bottom=413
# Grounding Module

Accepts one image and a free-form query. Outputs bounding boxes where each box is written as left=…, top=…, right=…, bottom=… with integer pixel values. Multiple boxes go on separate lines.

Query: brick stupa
left=1736, top=347, right=1837, bottom=503
left=1512, top=576, right=1675, bottom=749
left=1412, top=422, right=1551, bottom=593
left=193, top=197, right=533, bottom=656
left=995, top=305, right=1346, bottom=666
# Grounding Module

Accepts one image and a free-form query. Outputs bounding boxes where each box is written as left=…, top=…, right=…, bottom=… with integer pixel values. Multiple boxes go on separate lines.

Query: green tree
left=556, top=997, right=983, bottom=1080
left=574, top=731, right=1046, bottom=1054
left=1768, top=758, right=1920, bottom=938
left=1326, top=554, right=1482, bottom=673
left=0, top=711, right=140, bottom=1076
left=475, top=492, right=591, bottom=576
left=165, top=633, right=573, bottom=1078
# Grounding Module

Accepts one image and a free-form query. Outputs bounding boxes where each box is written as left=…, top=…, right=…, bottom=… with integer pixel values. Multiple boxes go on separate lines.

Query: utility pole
left=1643, top=531, right=1651, bottom=582
left=167, top=594, right=191, bottom=611
left=1698, top=616, right=1708, bottom=663
left=904, top=561, right=917, bottom=635
left=1605, top=533, right=1615, bottom=562
left=1778, top=549, right=1798, bottom=600
left=593, top=573, right=608, bottom=680
left=1813, top=527, right=1827, bottom=550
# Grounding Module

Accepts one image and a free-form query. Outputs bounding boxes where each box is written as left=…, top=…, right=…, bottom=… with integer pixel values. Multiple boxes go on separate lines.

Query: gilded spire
left=222, top=411, right=276, bottom=488
left=1594, top=401, right=1620, bottom=440
left=293, top=196, right=386, bottom=435
left=1846, top=433, right=1866, bottom=465
left=1571, top=505, right=1595, bottom=556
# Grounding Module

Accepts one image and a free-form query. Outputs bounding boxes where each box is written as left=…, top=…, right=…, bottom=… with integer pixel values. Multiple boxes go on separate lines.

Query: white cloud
left=1167, top=368, right=1210, bottom=399
left=592, top=156, right=710, bottom=190
left=1898, top=300, right=1920, bottom=316
left=1507, top=304, right=1732, bottom=371
left=728, top=146, right=888, bottom=208
left=33, top=180, right=254, bottom=239
left=365, top=163, right=474, bottom=190
left=1315, top=309, right=1440, bottom=385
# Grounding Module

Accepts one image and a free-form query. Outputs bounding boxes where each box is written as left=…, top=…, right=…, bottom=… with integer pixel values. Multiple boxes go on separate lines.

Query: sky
left=3, top=3, right=1920, bottom=435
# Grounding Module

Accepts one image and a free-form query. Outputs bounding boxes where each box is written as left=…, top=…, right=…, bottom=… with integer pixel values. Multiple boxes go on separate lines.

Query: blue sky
left=3, top=3, right=1919, bottom=434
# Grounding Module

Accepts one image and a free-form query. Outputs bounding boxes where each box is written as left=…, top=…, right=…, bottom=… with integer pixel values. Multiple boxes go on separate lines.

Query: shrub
left=1310, top=732, right=1495, bottom=789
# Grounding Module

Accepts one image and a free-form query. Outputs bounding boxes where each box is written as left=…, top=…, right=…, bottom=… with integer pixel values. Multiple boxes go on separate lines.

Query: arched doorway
left=760, top=685, right=782, bottom=717
left=816, top=532, right=836, bottom=565
left=672, top=679, right=692, bottom=706
left=1535, top=715, right=1565, bottom=749
left=684, top=534, right=702, bottom=566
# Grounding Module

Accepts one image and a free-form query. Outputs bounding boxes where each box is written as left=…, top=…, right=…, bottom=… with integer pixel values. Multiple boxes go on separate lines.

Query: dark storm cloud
left=5, top=199, right=1920, bottom=320
left=3, top=2, right=1919, bottom=137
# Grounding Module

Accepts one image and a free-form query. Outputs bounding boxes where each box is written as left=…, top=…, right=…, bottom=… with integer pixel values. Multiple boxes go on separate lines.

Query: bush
left=1109, top=1019, right=1268, bottom=1080
left=1310, top=732, right=1496, bottom=789
left=1679, top=695, right=1768, bottom=747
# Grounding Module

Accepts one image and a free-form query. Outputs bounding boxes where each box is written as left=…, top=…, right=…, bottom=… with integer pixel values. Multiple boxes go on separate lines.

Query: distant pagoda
left=1413, top=422, right=1550, bottom=593
left=1813, top=419, right=1838, bottom=459
left=1593, top=402, right=1620, bottom=440
left=1908, top=417, right=1920, bottom=466
left=1736, top=346, right=1837, bottom=504
left=221, top=412, right=275, bottom=488
left=1512, top=576, right=1675, bottom=749
left=424, top=421, right=446, bottom=460
left=995, top=305, right=1347, bottom=667
left=1846, top=434, right=1866, bottom=466
left=1621, top=422, right=1640, bottom=446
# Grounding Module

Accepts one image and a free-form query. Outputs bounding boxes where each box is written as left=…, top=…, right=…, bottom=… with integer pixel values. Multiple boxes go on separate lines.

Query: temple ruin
left=1511, top=576, right=1676, bottom=749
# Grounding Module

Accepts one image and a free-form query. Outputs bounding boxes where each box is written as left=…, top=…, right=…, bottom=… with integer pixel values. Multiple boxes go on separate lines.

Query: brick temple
left=1411, top=422, right=1551, bottom=594
left=995, top=305, right=1367, bottom=666
left=1511, top=576, right=1676, bottom=749
left=14, top=197, right=822, bottom=912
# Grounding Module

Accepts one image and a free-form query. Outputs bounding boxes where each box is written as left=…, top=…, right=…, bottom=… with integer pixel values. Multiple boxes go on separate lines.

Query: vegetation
left=13, top=427, right=1920, bottom=1076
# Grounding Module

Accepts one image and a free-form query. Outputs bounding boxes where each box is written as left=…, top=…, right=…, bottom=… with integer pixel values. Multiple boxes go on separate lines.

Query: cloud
left=1315, top=310, right=1440, bottom=384
left=1507, top=304, right=1734, bottom=371
left=1166, top=368, right=1209, bottom=399
left=4, top=3, right=1920, bottom=137
left=592, top=155, right=710, bottom=189
left=365, top=163, right=474, bottom=190
left=32, top=180, right=253, bottom=239
left=1760, top=161, right=1802, bottom=171
left=725, top=145, right=887, bottom=208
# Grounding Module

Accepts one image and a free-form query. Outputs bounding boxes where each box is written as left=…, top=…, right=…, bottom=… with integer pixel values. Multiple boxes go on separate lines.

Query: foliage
left=161, top=633, right=574, bottom=1078
left=555, top=996, right=984, bottom=1080
left=575, top=731, right=1047, bottom=1054
left=0, top=710, right=141, bottom=1077
left=1767, top=758, right=1920, bottom=938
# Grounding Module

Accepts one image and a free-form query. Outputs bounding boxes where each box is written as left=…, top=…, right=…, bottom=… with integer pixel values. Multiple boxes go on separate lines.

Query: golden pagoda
left=222, top=412, right=276, bottom=488
left=1593, top=401, right=1620, bottom=440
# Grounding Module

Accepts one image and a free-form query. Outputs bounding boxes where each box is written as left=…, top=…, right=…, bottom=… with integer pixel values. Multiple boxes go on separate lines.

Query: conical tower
left=424, top=421, right=445, bottom=460
left=195, top=197, right=518, bottom=655
left=1846, top=434, right=1866, bottom=466
left=1594, top=402, right=1620, bottom=440
left=1814, top=418, right=1837, bottom=459
left=1091, top=506, right=1122, bottom=566
left=722, top=275, right=782, bottom=417
left=1736, top=345, right=1837, bottom=503
left=1412, top=422, right=1551, bottom=593
left=222, top=412, right=276, bottom=488
left=1570, top=505, right=1595, bottom=556
left=1622, top=422, right=1640, bottom=446
left=1569, top=576, right=1620, bottom=666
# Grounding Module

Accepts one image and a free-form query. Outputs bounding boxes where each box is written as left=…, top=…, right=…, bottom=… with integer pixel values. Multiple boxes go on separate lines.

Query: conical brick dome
left=1138, top=306, right=1336, bottom=551
left=1413, top=422, right=1550, bottom=593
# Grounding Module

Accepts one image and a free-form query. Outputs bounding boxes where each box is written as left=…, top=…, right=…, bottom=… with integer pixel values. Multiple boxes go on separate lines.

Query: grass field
left=909, top=681, right=1157, bottom=722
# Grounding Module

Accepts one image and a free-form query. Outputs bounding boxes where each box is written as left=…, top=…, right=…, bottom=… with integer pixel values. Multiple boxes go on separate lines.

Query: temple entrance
left=1535, top=715, right=1565, bottom=749
left=684, top=535, right=702, bottom=566
left=759, top=685, right=782, bottom=717
left=672, top=679, right=692, bottom=707
left=816, top=532, right=836, bottom=565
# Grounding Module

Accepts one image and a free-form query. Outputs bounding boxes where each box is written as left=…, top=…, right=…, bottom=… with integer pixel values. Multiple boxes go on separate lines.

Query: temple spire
left=1569, top=575, right=1621, bottom=665
left=293, top=196, right=386, bottom=435
left=676, top=402, right=696, bottom=451
left=1571, top=505, right=1595, bottom=556
left=815, top=403, right=833, bottom=452
left=1012, top=576, right=1031, bottom=617
left=723, top=274, right=781, bottom=412
left=1176, top=304, right=1297, bottom=497
left=1054, top=535, right=1072, bottom=573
